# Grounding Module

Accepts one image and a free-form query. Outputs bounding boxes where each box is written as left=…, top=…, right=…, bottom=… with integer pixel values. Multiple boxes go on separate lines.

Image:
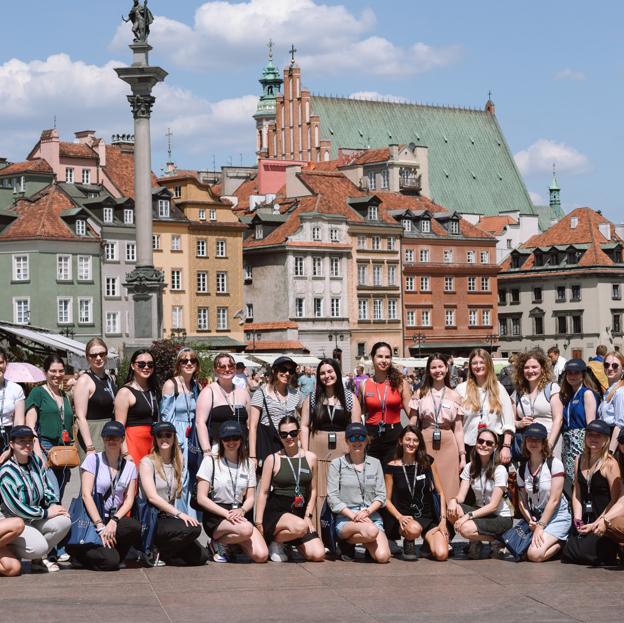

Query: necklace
left=223, top=456, right=241, bottom=505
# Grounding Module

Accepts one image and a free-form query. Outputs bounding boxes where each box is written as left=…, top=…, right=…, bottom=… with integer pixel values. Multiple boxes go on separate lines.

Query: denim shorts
left=335, top=505, right=385, bottom=537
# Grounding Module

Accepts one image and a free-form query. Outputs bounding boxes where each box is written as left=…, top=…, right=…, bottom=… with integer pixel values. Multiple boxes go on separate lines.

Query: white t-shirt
left=553, top=357, right=567, bottom=379
left=517, top=457, right=567, bottom=512
left=232, top=373, right=249, bottom=391
left=461, top=462, right=512, bottom=517
left=0, top=381, right=26, bottom=427
left=513, top=383, right=560, bottom=433
left=196, top=455, right=256, bottom=505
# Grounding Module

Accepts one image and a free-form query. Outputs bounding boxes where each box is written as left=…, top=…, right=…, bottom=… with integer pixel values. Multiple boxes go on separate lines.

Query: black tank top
left=208, top=404, right=249, bottom=442
left=309, top=392, right=353, bottom=432
left=577, top=462, right=611, bottom=521
left=384, top=458, right=436, bottom=518
left=86, top=371, right=117, bottom=421
left=126, top=386, right=158, bottom=427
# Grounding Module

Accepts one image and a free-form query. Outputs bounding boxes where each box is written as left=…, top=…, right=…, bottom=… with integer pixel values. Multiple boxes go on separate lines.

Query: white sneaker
left=55, top=553, right=71, bottom=563
left=31, top=558, right=60, bottom=573
left=490, top=542, right=507, bottom=559
left=269, top=541, right=288, bottom=562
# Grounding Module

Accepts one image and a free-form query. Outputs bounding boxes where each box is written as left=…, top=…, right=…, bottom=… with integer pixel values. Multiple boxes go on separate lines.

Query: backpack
left=518, top=457, right=573, bottom=504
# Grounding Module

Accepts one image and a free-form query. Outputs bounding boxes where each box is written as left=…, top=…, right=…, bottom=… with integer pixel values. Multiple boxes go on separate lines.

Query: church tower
left=253, top=41, right=283, bottom=159
left=549, top=164, right=561, bottom=211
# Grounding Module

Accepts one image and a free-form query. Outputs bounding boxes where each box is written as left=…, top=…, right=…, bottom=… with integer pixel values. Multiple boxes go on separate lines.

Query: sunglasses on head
left=156, top=432, right=174, bottom=439
left=135, top=361, right=154, bottom=369
left=347, top=434, right=367, bottom=443
left=216, top=363, right=235, bottom=371
left=604, top=362, right=621, bottom=370
left=222, top=435, right=242, bottom=443
left=476, top=438, right=495, bottom=448
left=279, top=430, right=299, bottom=439
left=181, top=358, right=198, bottom=365
left=88, top=351, right=107, bottom=359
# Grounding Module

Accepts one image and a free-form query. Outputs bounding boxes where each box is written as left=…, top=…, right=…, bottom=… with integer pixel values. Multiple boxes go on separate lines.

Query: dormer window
left=421, top=219, right=431, bottom=234
left=570, top=216, right=578, bottom=229
left=255, top=224, right=263, bottom=240
left=103, top=208, right=114, bottom=223
left=158, top=199, right=170, bottom=218
left=312, top=226, right=321, bottom=241
left=402, top=219, right=412, bottom=232
left=367, top=171, right=376, bottom=191
left=76, top=219, right=86, bottom=236
left=449, top=220, right=459, bottom=235
left=367, top=205, right=378, bottom=221
left=124, top=208, right=134, bottom=225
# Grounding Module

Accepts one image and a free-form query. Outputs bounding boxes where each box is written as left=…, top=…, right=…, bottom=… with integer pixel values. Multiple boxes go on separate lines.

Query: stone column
left=115, top=43, right=168, bottom=341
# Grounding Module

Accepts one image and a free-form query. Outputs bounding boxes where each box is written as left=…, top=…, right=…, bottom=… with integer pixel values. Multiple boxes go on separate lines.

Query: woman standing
left=248, top=357, right=303, bottom=469
left=196, top=421, right=267, bottom=563
left=512, top=349, right=564, bottom=457
left=139, top=421, right=209, bottom=566
left=409, top=354, right=465, bottom=502
left=73, top=339, right=117, bottom=460
left=0, top=426, right=71, bottom=572
left=160, top=347, right=201, bottom=514
left=326, top=422, right=390, bottom=563
left=384, top=426, right=449, bottom=561
left=360, top=343, right=412, bottom=464
left=562, top=419, right=622, bottom=565
left=114, top=349, right=159, bottom=466
left=456, top=349, right=514, bottom=463
left=300, top=358, right=361, bottom=534
left=555, top=359, right=600, bottom=481
left=447, top=429, right=513, bottom=559
left=516, top=423, right=571, bottom=562
left=0, top=347, right=25, bottom=455
left=25, top=355, right=74, bottom=499
left=196, top=353, right=251, bottom=458
left=255, top=416, right=324, bottom=563
left=598, top=351, right=624, bottom=452
left=67, top=420, right=141, bottom=571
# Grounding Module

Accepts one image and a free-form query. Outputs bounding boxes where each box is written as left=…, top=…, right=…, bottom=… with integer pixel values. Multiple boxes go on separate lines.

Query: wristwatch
left=110, top=515, right=120, bottom=524
left=537, top=520, right=546, bottom=528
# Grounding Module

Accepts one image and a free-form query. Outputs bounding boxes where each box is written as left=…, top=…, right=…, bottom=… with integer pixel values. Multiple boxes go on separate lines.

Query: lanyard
left=90, top=371, right=114, bottom=399
left=283, top=452, right=303, bottom=496
left=14, top=458, right=36, bottom=504
left=564, top=386, right=583, bottom=427
left=349, top=456, right=367, bottom=505
left=527, top=461, right=544, bottom=512
left=431, top=388, right=446, bottom=428
left=401, top=463, right=418, bottom=501
left=162, top=462, right=175, bottom=503
left=138, top=389, right=155, bottom=419
left=106, top=454, right=123, bottom=506
left=401, top=463, right=425, bottom=517
left=179, top=378, right=194, bottom=428
left=223, top=458, right=241, bottom=503
left=375, top=381, right=389, bottom=424
left=478, top=389, right=488, bottom=423
left=0, top=380, right=6, bottom=430
left=218, top=382, right=237, bottom=416
left=585, top=458, right=602, bottom=500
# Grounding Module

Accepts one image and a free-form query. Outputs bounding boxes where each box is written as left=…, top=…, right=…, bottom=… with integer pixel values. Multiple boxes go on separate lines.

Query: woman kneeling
left=196, top=421, right=267, bottom=563
left=448, top=428, right=513, bottom=559
left=327, top=422, right=390, bottom=563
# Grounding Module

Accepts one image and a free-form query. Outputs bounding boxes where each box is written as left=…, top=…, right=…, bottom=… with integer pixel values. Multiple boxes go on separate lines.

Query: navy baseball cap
left=9, top=425, right=36, bottom=440
left=586, top=419, right=610, bottom=436
left=101, top=421, right=125, bottom=438
left=152, top=421, right=176, bottom=436
left=272, top=356, right=296, bottom=371
left=345, top=422, right=368, bottom=438
left=564, top=359, right=587, bottom=373
left=524, top=423, right=548, bottom=439
left=219, top=421, right=243, bottom=438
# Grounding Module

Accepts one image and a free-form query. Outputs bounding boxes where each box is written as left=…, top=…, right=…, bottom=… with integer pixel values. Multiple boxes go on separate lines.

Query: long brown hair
left=513, top=349, right=553, bottom=395
left=469, top=429, right=499, bottom=480
left=559, top=370, right=600, bottom=405
left=370, top=342, right=402, bottom=390
left=463, top=348, right=502, bottom=415
left=418, top=353, right=451, bottom=398
left=395, top=425, right=431, bottom=469
left=147, top=435, right=184, bottom=499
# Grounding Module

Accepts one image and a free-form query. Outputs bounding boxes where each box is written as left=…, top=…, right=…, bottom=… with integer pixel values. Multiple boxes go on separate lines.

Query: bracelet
left=458, top=450, right=466, bottom=456
left=254, top=521, right=262, bottom=526
left=175, top=511, right=182, bottom=519
left=502, top=444, right=511, bottom=449
left=86, top=445, right=96, bottom=452
left=537, top=520, right=546, bottom=528
left=96, top=526, right=105, bottom=534
left=250, top=456, right=257, bottom=459
left=110, top=516, right=120, bottom=524
left=468, top=512, right=474, bottom=519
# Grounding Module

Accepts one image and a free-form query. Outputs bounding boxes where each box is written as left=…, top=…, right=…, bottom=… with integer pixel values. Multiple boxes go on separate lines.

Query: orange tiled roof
left=59, top=142, right=98, bottom=160
left=245, top=340, right=308, bottom=352
left=351, top=147, right=392, bottom=165
left=0, top=158, right=53, bottom=176
left=245, top=322, right=298, bottom=331
left=211, top=183, right=223, bottom=196
left=478, top=215, right=518, bottom=235
left=103, top=145, right=158, bottom=199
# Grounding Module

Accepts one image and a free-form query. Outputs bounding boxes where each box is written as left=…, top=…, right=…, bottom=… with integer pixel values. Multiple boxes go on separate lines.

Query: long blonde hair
left=605, top=351, right=624, bottom=402
left=147, top=435, right=184, bottom=499
left=581, top=429, right=615, bottom=476
left=464, top=349, right=503, bottom=415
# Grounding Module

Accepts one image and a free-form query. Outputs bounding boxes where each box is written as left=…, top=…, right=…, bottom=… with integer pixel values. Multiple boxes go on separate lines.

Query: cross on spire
left=488, top=90, right=492, bottom=101
left=267, top=39, right=273, bottom=61
left=289, top=43, right=297, bottom=65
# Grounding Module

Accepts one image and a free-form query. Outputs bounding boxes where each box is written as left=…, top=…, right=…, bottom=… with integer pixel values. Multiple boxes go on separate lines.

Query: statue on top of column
left=123, top=0, right=154, bottom=43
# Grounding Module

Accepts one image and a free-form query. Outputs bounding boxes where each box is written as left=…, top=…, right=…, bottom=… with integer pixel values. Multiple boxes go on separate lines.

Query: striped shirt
left=251, top=386, right=303, bottom=428
left=0, top=455, right=58, bottom=521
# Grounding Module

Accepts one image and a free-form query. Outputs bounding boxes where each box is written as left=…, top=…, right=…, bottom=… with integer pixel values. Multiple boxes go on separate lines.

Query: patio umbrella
left=5, top=362, right=46, bottom=383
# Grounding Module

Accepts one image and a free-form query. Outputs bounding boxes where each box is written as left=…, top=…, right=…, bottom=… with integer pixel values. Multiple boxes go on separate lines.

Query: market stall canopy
left=249, top=353, right=321, bottom=367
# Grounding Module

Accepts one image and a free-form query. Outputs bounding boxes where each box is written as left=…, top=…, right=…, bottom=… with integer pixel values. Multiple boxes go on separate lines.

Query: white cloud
left=349, top=91, right=409, bottom=103
left=554, top=68, right=586, bottom=81
left=110, top=0, right=460, bottom=76
left=514, top=139, right=590, bottom=176
left=528, top=191, right=545, bottom=205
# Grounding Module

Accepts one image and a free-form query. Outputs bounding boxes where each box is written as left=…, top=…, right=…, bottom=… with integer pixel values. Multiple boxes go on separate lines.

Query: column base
left=124, top=266, right=165, bottom=340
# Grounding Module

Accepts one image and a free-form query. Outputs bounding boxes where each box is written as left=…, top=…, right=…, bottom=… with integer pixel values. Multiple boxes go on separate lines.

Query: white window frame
left=405, top=276, right=415, bottom=291
left=387, top=236, right=396, bottom=251
left=170, top=269, right=182, bottom=291
left=295, top=298, right=305, bottom=318
left=419, top=249, right=430, bottom=263
left=152, top=234, right=161, bottom=250
left=171, top=235, right=181, bottom=251
left=158, top=199, right=171, bottom=218
left=105, top=276, right=120, bottom=298
left=313, top=298, right=323, bottom=318
left=12, top=255, right=29, bottom=281
left=357, top=235, right=367, bottom=249
left=402, top=219, right=412, bottom=232
left=125, top=242, right=136, bottom=263
left=373, top=298, right=384, bottom=321
left=312, top=226, right=321, bottom=241
left=445, top=309, right=455, bottom=327
left=405, top=249, right=414, bottom=262
left=104, top=242, right=118, bottom=261
left=198, top=209, right=206, bottom=221
left=420, top=276, right=430, bottom=291
left=197, top=308, right=209, bottom=330
left=246, top=303, right=254, bottom=320
left=216, top=307, right=228, bottom=330
left=13, top=298, right=30, bottom=325
left=467, top=276, right=476, bottom=292
left=388, top=299, right=398, bottom=320
left=196, top=271, right=208, bottom=293
left=57, top=297, right=72, bottom=324
left=421, top=310, right=431, bottom=327
left=78, top=297, right=93, bottom=324
left=421, top=219, right=431, bottom=233
left=77, top=255, right=92, bottom=281
left=480, top=251, right=490, bottom=263
left=65, top=167, right=74, bottom=183
left=216, top=239, right=226, bottom=258
left=216, top=271, right=228, bottom=294
left=123, top=208, right=134, bottom=225
left=373, top=264, right=383, bottom=286
left=56, top=255, right=72, bottom=281
left=76, top=219, right=86, bottom=236
left=467, top=250, right=476, bottom=264
left=444, top=276, right=454, bottom=292
left=469, top=309, right=478, bottom=326
left=443, top=249, right=453, bottom=263
left=196, top=239, right=207, bottom=257
left=103, top=207, right=114, bottom=223
left=255, top=224, right=263, bottom=240
left=209, top=208, right=217, bottom=221
left=357, top=264, right=367, bottom=285
left=105, top=311, right=121, bottom=335
left=358, top=299, right=368, bottom=321
left=387, top=264, right=397, bottom=286
left=329, top=257, right=340, bottom=277
left=367, top=173, right=377, bottom=193
left=171, top=306, right=184, bottom=330
left=330, top=228, right=340, bottom=242
left=372, top=236, right=381, bottom=250
left=81, top=168, right=91, bottom=185
left=294, top=256, right=305, bottom=277
left=330, top=298, right=341, bottom=318
left=406, top=311, right=416, bottom=327
left=482, top=309, right=491, bottom=326
left=312, top=257, right=323, bottom=277
left=481, top=276, right=490, bottom=291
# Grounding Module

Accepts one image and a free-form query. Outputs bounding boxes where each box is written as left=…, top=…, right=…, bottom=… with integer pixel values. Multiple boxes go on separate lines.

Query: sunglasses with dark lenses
left=347, top=434, right=367, bottom=443
left=216, top=363, right=235, bottom=371
left=279, top=430, right=299, bottom=439
left=156, top=432, right=174, bottom=439
left=88, top=351, right=107, bottom=359
left=477, top=438, right=495, bottom=448
left=604, top=362, right=621, bottom=370
left=135, top=361, right=155, bottom=369
left=222, top=436, right=242, bottom=443
left=277, top=367, right=294, bottom=375
left=181, top=358, right=198, bottom=365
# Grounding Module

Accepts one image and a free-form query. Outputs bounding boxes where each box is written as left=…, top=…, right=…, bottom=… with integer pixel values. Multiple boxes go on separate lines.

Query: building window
left=126, top=242, right=136, bottom=262
left=158, top=199, right=170, bottom=218
left=449, top=220, right=459, bottom=235
left=209, top=208, right=217, bottom=221
left=512, top=317, right=521, bottom=336
left=246, top=303, right=254, bottom=320
left=255, top=224, right=264, bottom=240
left=152, top=234, right=161, bottom=250
left=105, top=277, right=119, bottom=297
left=612, top=284, right=622, bottom=300
left=420, top=249, right=430, bottom=263
left=196, top=308, right=208, bottom=330
left=402, top=219, right=412, bottom=232
left=572, top=315, right=582, bottom=334
left=57, top=255, right=72, bottom=281
left=469, top=310, right=478, bottom=326
left=105, top=312, right=120, bottom=334
left=313, top=298, right=323, bottom=318
left=467, top=276, right=476, bottom=292
left=373, top=264, right=383, bottom=286
left=170, top=270, right=182, bottom=291
left=405, top=276, right=415, bottom=291
left=557, top=315, right=567, bottom=334
left=295, top=298, right=305, bottom=318
left=387, top=236, right=396, bottom=251
left=421, top=219, right=431, bottom=234
left=104, top=242, right=118, bottom=262
left=172, top=306, right=183, bottom=329
left=326, top=256, right=339, bottom=277
left=357, top=342, right=366, bottom=357
left=196, top=239, right=207, bottom=257
left=244, top=264, right=252, bottom=281
left=534, top=316, right=544, bottom=335
left=482, top=309, right=491, bottom=326
left=312, top=226, right=321, bottom=241
left=533, top=287, right=542, bottom=303
left=444, top=276, right=454, bottom=292
left=380, top=169, right=389, bottom=189
left=65, top=168, right=74, bottom=183
left=171, top=235, right=181, bottom=251
left=421, top=310, right=431, bottom=327
left=405, top=249, right=414, bottom=262
left=445, top=309, right=455, bottom=327
left=571, top=285, right=581, bottom=301
left=480, top=251, right=489, bottom=263
left=216, top=307, right=228, bottom=330
left=443, top=249, right=453, bottom=263
left=357, top=264, right=367, bottom=285
left=613, top=313, right=622, bottom=334
left=216, top=271, right=228, bottom=293
left=556, top=286, right=566, bottom=302
left=357, top=235, right=367, bottom=249
left=372, top=236, right=381, bottom=250
left=14, top=298, right=30, bottom=325
left=388, top=299, right=398, bottom=320
left=78, top=298, right=92, bottom=324
left=77, top=255, right=92, bottom=281
left=406, top=311, right=416, bottom=326
left=312, top=257, right=323, bottom=277
left=198, top=209, right=206, bottom=221
left=499, top=289, right=507, bottom=305
left=173, top=186, right=182, bottom=198
left=12, top=255, right=29, bottom=281
left=123, top=209, right=134, bottom=225
left=358, top=299, right=369, bottom=320
left=367, top=174, right=377, bottom=193
left=387, top=265, right=397, bottom=286
left=373, top=299, right=383, bottom=320
left=76, top=220, right=86, bottom=236
left=330, top=228, right=339, bottom=242
left=499, top=318, right=507, bottom=336
left=103, top=207, right=114, bottom=223
left=57, top=298, right=72, bottom=324
left=467, top=250, right=476, bottom=264
left=294, top=256, right=305, bottom=277
left=420, top=276, right=430, bottom=291
left=481, top=276, right=490, bottom=291
left=511, top=289, right=520, bottom=304
left=216, top=240, right=227, bottom=257
left=81, top=169, right=90, bottom=184
left=330, top=298, right=341, bottom=318
left=506, top=239, right=512, bottom=249
left=196, top=271, right=208, bottom=293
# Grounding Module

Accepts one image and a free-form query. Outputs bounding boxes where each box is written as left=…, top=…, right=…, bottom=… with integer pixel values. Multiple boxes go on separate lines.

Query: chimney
left=38, top=128, right=60, bottom=173
left=0, top=157, right=8, bottom=170
left=111, top=133, right=135, bottom=154
left=389, top=144, right=399, bottom=160
left=74, top=130, right=96, bottom=145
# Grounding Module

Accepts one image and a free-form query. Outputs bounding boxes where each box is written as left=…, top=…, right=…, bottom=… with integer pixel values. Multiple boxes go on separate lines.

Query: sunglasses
left=222, top=436, right=242, bottom=443
left=279, top=430, right=299, bottom=439
left=216, top=363, right=235, bottom=371
left=181, top=358, right=198, bottom=366
left=277, top=367, right=294, bottom=375
left=135, top=361, right=154, bottom=369
left=604, top=362, right=621, bottom=370
left=347, top=434, right=367, bottom=443
left=476, top=439, right=495, bottom=448
left=88, top=351, right=107, bottom=359
left=156, top=432, right=174, bottom=440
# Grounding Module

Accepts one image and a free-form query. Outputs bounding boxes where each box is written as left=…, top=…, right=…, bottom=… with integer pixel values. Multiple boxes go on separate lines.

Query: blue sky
left=1, top=0, right=622, bottom=221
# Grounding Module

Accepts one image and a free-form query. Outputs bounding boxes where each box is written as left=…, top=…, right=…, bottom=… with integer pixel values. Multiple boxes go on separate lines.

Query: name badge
left=416, top=474, right=426, bottom=481
left=366, top=475, right=376, bottom=480
left=366, top=392, right=375, bottom=397
left=572, top=400, right=579, bottom=405
left=240, top=474, right=249, bottom=480
left=300, top=468, right=310, bottom=474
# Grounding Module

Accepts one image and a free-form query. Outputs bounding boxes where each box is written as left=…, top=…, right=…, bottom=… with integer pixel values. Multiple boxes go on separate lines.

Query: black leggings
left=67, top=517, right=141, bottom=571
left=154, top=515, right=209, bottom=566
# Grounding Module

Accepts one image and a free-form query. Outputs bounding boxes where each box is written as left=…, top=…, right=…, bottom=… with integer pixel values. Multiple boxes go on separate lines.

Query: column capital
left=124, top=265, right=165, bottom=296
left=128, top=94, right=156, bottom=119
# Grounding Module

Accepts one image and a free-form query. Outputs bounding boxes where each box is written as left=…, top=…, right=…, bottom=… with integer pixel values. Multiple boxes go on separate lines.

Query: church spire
left=254, top=41, right=284, bottom=157
left=485, top=90, right=495, bottom=114
left=549, top=163, right=561, bottom=210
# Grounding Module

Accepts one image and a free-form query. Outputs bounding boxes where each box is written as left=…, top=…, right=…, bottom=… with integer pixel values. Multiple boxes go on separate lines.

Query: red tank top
left=361, top=379, right=402, bottom=425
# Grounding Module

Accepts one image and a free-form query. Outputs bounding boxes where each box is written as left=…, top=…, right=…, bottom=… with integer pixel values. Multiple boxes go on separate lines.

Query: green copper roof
left=309, top=96, right=536, bottom=217
left=534, top=203, right=565, bottom=232
left=254, top=58, right=283, bottom=119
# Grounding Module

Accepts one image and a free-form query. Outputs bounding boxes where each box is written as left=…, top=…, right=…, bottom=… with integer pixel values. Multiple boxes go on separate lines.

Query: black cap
left=152, top=421, right=176, bottom=436
left=9, top=425, right=36, bottom=440
left=524, top=423, right=548, bottom=440
left=564, top=359, right=587, bottom=373
left=235, top=361, right=245, bottom=369
left=101, top=421, right=125, bottom=438
left=345, top=422, right=368, bottom=438
left=272, top=356, right=296, bottom=371
left=586, top=419, right=611, bottom=436
left=219, top=421, right=243, bottom=438
left=617, top=428, right=624, bottom=445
